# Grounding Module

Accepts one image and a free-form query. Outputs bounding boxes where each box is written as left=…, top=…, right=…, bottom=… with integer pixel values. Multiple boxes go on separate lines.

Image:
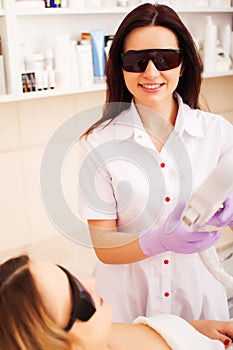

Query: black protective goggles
left=121, top=48, right=183, bottom=72
left=57, top=265, right=96, bottom=332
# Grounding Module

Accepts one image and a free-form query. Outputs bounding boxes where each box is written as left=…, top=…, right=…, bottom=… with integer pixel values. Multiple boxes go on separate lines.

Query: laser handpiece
left=183, top=149, right=233, bottom=291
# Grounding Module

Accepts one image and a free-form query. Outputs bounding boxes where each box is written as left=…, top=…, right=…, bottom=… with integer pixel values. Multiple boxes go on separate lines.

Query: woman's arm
left=190, top=320, right=233, bottom=348
left=88, top=219, right=147, bottom=264
left=110, top=317, right=230, bottom=350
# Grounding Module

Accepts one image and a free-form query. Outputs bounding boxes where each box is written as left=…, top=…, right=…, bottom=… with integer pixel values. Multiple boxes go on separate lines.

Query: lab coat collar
left=113, top=101, right=144, bottom=140
left=175, top=94, right=205, bottom=138
left=113, top=95, right=205, bottom=142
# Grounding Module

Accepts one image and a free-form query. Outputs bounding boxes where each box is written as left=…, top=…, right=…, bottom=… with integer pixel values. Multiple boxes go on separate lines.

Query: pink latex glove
left=139, top=203, right=221, bottom=256
left=206, top=191, right=233, bottom=227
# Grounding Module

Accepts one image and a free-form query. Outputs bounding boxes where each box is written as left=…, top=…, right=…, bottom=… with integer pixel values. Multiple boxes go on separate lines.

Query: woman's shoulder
left=183, top=102, right=233, bottom=131
left=81, top=108, right=133, bottom=147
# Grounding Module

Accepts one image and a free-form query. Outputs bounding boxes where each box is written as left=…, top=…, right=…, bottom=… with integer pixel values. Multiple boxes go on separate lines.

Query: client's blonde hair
left=0, top=255, right=71, bottom=350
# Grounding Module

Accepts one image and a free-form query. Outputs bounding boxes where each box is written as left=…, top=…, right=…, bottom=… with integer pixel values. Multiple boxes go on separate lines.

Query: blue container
left=50, top=0, right=61, bottom=7
left=90, top=29, right=105, bottom=80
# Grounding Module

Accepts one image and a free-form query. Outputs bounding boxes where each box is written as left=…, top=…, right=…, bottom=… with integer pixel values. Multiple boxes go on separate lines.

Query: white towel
left=134, top=314, right=225, bottom=350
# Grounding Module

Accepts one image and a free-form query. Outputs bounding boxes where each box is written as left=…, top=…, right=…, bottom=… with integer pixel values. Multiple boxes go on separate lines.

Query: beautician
left=77, top=3, right=233, bottom=323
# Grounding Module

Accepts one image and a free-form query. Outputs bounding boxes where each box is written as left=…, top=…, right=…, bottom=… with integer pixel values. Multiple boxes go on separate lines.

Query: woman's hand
left=139, top=202, right=221, bottom=256
left=207, top=191, right=233, bottom=227
left=190, top=320, right=233, bottom=348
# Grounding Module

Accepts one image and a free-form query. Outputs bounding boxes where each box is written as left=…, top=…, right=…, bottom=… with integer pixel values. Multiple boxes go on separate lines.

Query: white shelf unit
left=0, top=1, right=232, bottom=103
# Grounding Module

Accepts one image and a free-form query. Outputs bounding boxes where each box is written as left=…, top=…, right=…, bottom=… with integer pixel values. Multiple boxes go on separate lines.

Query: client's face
left=30, top=260, right=113, bottom=349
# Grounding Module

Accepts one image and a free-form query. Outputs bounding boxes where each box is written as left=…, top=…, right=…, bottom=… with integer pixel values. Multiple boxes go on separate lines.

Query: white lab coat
left=78, top=95, right=233, bottom=322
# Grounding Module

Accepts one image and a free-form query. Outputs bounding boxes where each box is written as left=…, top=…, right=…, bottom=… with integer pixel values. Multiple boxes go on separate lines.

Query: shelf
left=173, top=6, right=233, bottom=13
left=14, top=6, right=233, bottom=16
left=0, top=94, right=16, bottom=103
left=0, top=82, right=106, bottom=102
left=1, top=2, right=232, bottom=103
left=1, top=68, right=233, bottom=102
left=15, top=6, right=135, bottom=16
left=203, top=69, right=233, bottom=79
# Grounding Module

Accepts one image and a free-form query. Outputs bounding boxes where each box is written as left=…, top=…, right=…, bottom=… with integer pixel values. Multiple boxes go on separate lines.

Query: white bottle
left=54, top=34, right=71, bottom=89
left=70, top=40, right=80, bottom=89
left=76, top=41, right=94, bottom=87
left=203, top=16, right=217, bottom=73
left=86, top=0, right=101, bottom=7
left=101, top=0, right=116, bottom=6
left=0, top=37, right=6, bottom=95
left=208, top=0, right=222, bottom=7
left=0, top=55, right=6, bottom=95
left=68, top=0, right=85, bottom=8
left=45, top=47, right=54, bottom=71
left=231, top=31, right=233, bottom=60
left=61, top=0, right=67, bottom=6
left=219, top=24, right=231, bottom=57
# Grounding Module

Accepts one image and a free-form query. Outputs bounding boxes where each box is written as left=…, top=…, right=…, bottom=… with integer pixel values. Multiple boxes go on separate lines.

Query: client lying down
left=0, top=254, right=232, bottom=350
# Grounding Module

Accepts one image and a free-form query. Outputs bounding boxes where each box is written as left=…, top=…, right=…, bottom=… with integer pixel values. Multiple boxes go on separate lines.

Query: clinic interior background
left=0, top=74, right=233, bottom=277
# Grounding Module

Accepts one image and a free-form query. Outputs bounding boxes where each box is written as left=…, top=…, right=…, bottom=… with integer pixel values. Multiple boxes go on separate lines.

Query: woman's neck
left=135, top=96, right=178, bottom=127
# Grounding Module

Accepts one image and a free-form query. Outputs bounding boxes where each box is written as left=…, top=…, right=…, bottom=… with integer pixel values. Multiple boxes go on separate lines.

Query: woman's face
left=30, top=260, right=113, bottom=350
left=122, top=25, right=182, bottom=110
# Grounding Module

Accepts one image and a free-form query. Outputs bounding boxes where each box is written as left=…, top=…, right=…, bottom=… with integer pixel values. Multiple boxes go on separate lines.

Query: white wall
left=0, top=76, right=232, bottom=274
left=0, top=90, right=105, bottom=274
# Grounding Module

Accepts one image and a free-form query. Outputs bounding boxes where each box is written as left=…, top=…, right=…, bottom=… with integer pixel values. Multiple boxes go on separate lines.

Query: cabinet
left=0, top=0, right=232, bottom=103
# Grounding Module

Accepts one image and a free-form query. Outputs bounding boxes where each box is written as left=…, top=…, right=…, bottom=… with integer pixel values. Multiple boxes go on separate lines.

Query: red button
left=160, top=162, right=165, bottom=168
left=165, top=197, right=170, bottom=202
left=164, top=259, right=169, bottom=264
left=164, top=292, right=170, bottom=297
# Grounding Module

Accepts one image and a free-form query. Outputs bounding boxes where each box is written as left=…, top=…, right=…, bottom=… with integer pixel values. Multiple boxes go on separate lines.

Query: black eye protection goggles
left=121, top=48, right=183, bottom=72
left=57, top=265, right=96, bottom=332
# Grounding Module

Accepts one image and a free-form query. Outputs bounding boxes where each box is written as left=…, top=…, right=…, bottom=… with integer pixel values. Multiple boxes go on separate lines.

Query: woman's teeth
left=142, top=84, right=161, bottom=89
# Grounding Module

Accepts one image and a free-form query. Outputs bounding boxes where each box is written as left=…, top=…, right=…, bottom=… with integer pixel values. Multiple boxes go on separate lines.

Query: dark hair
left=0, top=255, right=70, bottom=350
left=86, top=3, right=203, bottom=135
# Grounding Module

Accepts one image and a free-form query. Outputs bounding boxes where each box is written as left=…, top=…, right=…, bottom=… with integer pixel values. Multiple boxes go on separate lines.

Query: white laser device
left=183, top=149, right=233, bottom=291
left=183, top=149, right=233, bottom=229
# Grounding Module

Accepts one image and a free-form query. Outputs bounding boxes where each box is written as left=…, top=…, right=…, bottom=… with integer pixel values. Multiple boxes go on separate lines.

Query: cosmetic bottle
left=54, top=34, right=71, bottom=89
left=219, top=24, right=231, bottom=57
left=50, top=0, right=61, bottom=7
left=86, top=0, right=101, bottom=7
left=117, top=0, right=128, bottom=6
left=44, top=0, right=51, bottom=6
left=45, top=47, right=54, bottom=71
left=70, top=40, right=80, bottom=89
left=208, top=0, right=222, bottom=7
left=0, top=37, right=6, bottom=95
left=104, top=36, right=113, bottom=58
left=35, top=72, right=43, bottom=91
left=231, top=32, right=233, bottom=60
left=42, top=70, right=49, bottom=90
left=48, top=69, right=56, bottom=89
left=203, top=16, right=217, bottom=73
left=90, top=29, right=105, bottom=82
left=101, top=0, right=116, bottom=6
left=68, top=0, right=85, bottom=7
left=76, top=40, right=94, bottom=87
